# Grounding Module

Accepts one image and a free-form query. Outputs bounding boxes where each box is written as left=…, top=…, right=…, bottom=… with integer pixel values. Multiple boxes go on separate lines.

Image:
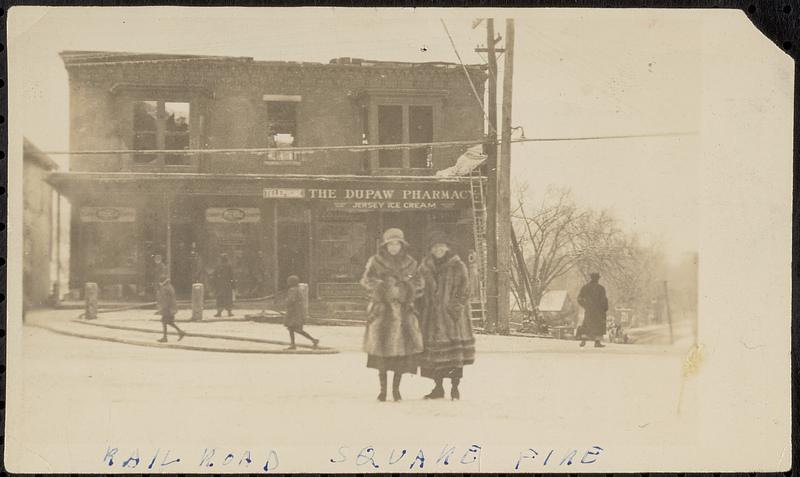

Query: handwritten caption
left=102, top=445, right=604, bottom=472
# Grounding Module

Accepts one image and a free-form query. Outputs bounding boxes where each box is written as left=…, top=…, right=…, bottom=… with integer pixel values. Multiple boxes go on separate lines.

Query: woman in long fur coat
left=360, top=228, right=424, bottom=402
left=417, top=230, right=476, bottom=400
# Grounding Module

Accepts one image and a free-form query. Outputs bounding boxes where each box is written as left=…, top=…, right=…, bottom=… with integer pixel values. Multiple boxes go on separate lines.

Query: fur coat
left=360, top=250, right=424, bottom=357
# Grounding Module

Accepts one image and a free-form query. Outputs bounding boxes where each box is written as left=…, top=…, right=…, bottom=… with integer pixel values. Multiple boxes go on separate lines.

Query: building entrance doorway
left=277, top=222, right=309, bottom=290
left=169, top=223, right=195, bottom=297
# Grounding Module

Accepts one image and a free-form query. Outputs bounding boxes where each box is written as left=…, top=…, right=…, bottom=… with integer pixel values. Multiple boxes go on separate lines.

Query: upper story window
left=132, top=100, right=191, bottom=165
left=359, top=89, right=446, bottom=173
left=264, top=95, right=301, bottom=162
left=376, top=103, right=435, bottom=169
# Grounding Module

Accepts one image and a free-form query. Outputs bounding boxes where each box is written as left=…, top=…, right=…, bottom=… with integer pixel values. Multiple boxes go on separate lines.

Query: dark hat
left=590, top=272, right=601, bottom=280
left=427, top=229, right=451, bottom=247
left=287, top=275, right=300, bottom=287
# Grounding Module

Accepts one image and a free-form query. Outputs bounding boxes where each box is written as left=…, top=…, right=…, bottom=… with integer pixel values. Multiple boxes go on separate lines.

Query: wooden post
left=496, top=18, right=515, bottom=335
left=84, top=282, right=98, bottom=320
left=663, top=280, right=674, bottom=345
left=192, top=283, right=204, bottom=320
left=484, top=18, right=500, bottom=333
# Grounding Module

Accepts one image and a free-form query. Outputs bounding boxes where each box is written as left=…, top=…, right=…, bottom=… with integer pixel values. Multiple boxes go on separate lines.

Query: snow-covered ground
left=6, top=308, right=699, bottom=473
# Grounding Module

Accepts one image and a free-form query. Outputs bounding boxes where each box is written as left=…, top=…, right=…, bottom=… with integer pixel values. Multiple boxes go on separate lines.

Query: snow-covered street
left=7, top=308, right=698, bottom=473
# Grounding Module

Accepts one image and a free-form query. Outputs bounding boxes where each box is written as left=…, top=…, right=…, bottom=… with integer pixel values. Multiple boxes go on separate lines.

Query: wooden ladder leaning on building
left=468, top=167, right=489, bottom=329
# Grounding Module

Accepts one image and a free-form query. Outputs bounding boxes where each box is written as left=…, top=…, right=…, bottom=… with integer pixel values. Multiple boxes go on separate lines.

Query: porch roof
left=47, top=171, right=477, bottom=201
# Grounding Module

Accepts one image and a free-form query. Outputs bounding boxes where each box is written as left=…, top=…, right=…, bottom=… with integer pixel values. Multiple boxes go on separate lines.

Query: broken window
left=132, top=100, right=190, bottom=165
left=133, top=101, right=158, bottom=163
left=266, top=101, right=298, bottom=161
left=377, top=105, right=403, bottom=168
left=164, top=102, right=190, bottom=165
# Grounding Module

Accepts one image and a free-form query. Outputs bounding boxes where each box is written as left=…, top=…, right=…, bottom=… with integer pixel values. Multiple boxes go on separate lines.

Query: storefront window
left=317, top=221, right=367, bottom=283
left=205, top=207, right=262, bottom=298
left=80, top=207, right=140, bottom=298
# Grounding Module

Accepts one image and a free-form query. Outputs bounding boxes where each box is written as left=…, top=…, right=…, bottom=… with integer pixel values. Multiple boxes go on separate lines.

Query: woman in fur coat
left=360, top=228, right=424, bottom=402
left=417, top=230, right=476, bottom=400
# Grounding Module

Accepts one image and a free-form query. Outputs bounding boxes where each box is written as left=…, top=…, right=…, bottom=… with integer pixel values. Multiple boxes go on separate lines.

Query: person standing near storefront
left=417, top=230, right=475, bottom=400
left=152, top=254, right=168, bottom=314
left=360, top=228, right=424, bottom=402
left=214, top=253, right=235, bottom=317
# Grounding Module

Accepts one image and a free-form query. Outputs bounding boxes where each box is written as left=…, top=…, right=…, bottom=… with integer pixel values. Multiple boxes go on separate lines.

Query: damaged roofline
left=58, top=50, right=487, bottom=71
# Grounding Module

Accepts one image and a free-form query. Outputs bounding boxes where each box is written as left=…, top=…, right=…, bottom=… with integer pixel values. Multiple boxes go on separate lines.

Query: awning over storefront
left=47, top=172, right=481, bottom=210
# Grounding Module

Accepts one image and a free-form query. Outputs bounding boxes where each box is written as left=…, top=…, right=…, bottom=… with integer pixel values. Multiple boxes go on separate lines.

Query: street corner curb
left=27, top=321, right=340, bottom=355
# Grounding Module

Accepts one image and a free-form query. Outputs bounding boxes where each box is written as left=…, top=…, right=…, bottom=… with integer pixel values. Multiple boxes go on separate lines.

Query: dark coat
left=153, top=261, right=168, bottom=284
left=417, top=252, right=475, bottom=377
left=156, top=279, right=178, bottom=318
left=360, top=251, right=424, bottom=358
left=284, top=285, right=307, bottom=330
left=214, top=262, right=235, bottom=309
left=577, top=280, right=609, bottom=336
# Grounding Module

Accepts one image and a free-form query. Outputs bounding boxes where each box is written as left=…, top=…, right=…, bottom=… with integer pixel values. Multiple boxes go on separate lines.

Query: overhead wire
left=41, top=132, right=696, bottom=157
left=440, top=19, right=498, bottom=138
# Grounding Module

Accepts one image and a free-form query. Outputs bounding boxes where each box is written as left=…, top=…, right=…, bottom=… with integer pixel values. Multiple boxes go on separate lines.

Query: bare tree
left=512, top=184, right=666, bottom=325
left=512, top=186, right=592, bottom=312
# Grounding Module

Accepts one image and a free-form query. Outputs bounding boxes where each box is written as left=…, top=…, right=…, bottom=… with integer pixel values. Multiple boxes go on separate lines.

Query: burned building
left=48, top=51, right=487, bottom=301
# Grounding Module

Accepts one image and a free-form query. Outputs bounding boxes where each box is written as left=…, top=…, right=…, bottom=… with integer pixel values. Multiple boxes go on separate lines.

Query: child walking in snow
left=284, top=275, right=319, bottom=350
left=157, top=272, right=186, bottom=343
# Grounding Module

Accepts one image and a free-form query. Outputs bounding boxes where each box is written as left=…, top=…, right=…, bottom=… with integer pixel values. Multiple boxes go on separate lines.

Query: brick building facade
left=23, top=138, right=59, bottom=310
left=49, top=51, right=487, bottom=300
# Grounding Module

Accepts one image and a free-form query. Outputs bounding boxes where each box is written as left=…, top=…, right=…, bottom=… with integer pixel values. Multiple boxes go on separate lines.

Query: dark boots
left=378, top=372, right=402, bottom=402
left=424, top=378, right=445, bottom=399
left=392, top=373, right=402, bottom=401
left=377, top=371, right=387, bottom=402
left=451, top=378, right=461, bottom=400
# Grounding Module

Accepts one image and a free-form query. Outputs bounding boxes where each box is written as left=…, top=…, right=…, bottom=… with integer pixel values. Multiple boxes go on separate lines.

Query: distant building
left=23, top=138, right=59, bottom=310
left=47, top=51, right=487, bottom=300
left=537, top=290, right=578, bottom=326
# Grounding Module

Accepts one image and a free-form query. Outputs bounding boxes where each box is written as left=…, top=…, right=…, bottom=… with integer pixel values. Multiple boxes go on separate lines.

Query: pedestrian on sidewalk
left=360, top=228, right=424, bottom=402
left=284, top=275, right=319, bottom=350
left=214, top=253, right=235, bottom=317
left=156, top=272, right=186, bottom=343
left=577, top=272, right=609, bottom=348
left=417, top=230, right=475, bottom=400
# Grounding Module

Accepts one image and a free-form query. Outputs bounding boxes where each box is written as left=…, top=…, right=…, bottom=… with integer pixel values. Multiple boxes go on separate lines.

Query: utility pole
left=482, top=18, right=499, bottom=332
left=496, top=18, right=515, bottom=335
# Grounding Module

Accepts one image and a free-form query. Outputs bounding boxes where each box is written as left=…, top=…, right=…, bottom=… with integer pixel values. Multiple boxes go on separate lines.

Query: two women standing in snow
left=359, top=227, right=475, bottom=402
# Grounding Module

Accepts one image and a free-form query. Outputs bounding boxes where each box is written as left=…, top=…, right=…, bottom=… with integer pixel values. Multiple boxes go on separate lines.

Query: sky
left=9, top=7, right=701, bottom=260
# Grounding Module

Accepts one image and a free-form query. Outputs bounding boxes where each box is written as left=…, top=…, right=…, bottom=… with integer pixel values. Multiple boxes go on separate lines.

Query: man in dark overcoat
left=577, top=272, right=609, bottom=348
left=214, top=253, right=235, bottom=317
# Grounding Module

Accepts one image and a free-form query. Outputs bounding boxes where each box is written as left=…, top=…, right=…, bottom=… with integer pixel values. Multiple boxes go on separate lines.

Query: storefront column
left=165, top=194, right=172, bottom=278
left=271, top=201, right=279, bottom=294
left=54, top=191, right=62, bottom=303
left=308, top=204, right=315, bottom=298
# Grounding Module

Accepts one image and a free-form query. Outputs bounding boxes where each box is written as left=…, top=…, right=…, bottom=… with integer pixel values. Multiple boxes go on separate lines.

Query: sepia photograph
left=4, top=6, right=793, bottom=473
